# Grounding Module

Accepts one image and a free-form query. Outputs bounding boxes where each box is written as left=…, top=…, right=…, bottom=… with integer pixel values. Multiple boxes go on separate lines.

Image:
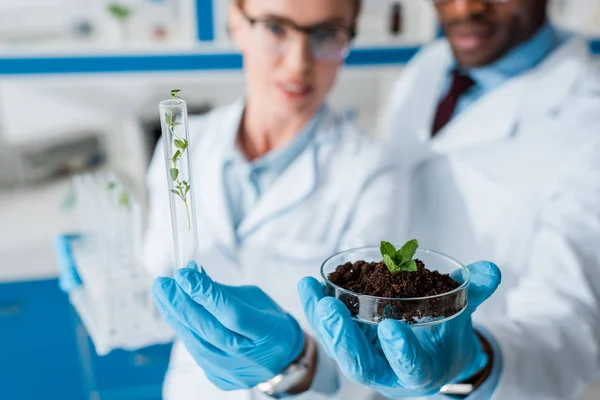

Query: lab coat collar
left=236, top=106, right=338, bottom=240
left=516, top=37, right=591, bottom=118
left=431, top=36, right=589, bottom=153
left=199, top=99, right=245, bottom=250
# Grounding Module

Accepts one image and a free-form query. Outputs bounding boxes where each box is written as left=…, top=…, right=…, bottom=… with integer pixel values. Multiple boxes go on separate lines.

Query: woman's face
left=229, top=0, right=356, bottom=121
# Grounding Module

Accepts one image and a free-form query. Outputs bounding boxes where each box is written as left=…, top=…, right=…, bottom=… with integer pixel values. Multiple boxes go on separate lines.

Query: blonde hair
left=235, top=0, right=362, bottom=22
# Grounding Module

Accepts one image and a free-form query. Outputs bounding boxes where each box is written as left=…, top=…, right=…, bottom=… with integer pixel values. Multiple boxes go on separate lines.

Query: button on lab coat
left=142, top=100, right=407, bottom=400
left=383, top=37, right=600, bottom=400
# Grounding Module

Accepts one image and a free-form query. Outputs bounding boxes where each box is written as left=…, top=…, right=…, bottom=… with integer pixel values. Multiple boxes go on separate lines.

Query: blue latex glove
left=53, top=234, right=83, bottom=293
left=298, top=261, right=501, bottom=398
left=152, top=263, right=305, bottom=391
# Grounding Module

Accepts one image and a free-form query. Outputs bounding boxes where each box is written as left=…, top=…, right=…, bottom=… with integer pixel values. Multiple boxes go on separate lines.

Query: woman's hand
left=152, top=262, right=308, bottom=391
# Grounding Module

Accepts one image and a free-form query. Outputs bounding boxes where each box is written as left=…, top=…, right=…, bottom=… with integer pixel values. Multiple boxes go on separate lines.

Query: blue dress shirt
left=446, top=21, right=565, bottom=117
left=222, top=106, right=324, bottom=237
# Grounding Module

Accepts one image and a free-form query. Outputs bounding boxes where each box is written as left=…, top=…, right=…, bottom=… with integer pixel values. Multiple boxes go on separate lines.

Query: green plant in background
left=107, top=3, right=131, bottom=21
left=380, top=239, right=419, bottom=274
left=107, top=181, right=130, bottom=209
left=165, top=89, right=191, bottom=230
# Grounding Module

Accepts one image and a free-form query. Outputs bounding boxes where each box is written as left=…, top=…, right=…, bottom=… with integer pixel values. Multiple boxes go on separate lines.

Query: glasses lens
left=253, top=20, right=291, bottom=54
left=309, top=29, right=350, bottom=61
left=252, top=20, right=350, bottom=62
left=433, top=0, right=509, bottom=3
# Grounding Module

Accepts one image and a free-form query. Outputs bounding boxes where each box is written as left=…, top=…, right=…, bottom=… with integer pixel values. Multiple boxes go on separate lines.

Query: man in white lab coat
left=299, top=0, right=600, bottom=399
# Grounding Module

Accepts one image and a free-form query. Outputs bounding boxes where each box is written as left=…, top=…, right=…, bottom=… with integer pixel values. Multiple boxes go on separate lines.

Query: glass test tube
left=159, top=96, right=200, bottom=272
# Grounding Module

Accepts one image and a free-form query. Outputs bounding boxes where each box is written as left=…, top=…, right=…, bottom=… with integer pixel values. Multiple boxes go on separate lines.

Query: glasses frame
left=239, top=10, right=356, bottom=61
left=433, top=0, right=511, bottom=4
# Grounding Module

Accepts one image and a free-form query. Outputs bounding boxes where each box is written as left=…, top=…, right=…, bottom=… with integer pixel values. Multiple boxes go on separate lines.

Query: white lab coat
left=143, top=100, right=406, bottom=400
left=382, top=36, right=600, bottom=400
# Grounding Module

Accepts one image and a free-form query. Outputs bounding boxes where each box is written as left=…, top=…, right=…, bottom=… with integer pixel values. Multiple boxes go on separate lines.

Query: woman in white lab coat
left=57, top=0, right=399, bottom=398
left=143, top=0, right=406, bottom=399
left=298, top=1, right=600, bottom=399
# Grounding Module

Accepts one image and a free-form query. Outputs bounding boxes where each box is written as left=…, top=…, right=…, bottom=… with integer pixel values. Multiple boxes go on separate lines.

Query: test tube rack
left=68, top=172, right=174, bottom=356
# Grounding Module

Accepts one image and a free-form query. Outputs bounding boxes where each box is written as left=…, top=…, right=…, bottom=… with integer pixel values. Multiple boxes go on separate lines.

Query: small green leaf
left=172, top=122, right=181, bottom=127
left=395, top=239, right=419, bottom=265
left=380, top=241, right=397, bottom=259
left=170, top=168, right=179, bottom=181
left=170, top=189, right=179, bottom=195
left=107, top=3, right=131, bottom=20
left=106, top=181, right=116, bottom=191
left=164, top=112, right=172, bottom=126
left=399, top=260, right=418, bottom=272
left=185, top=185, right=190, bottom=195
left=383, top=254, right=401, bottom=274
left=174, top=139, right=185, bottom=150
left=118, top=191, right=129, bottom=207
left=171, top=89, right=181, bottom=97
left=172, top=150, right=181, bottom=163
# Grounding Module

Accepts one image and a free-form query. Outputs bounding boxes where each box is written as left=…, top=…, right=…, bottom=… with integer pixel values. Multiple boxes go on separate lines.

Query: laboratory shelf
left=0, top=39, right=597, bottom=76
left=0, top=45, right=421, bottom=75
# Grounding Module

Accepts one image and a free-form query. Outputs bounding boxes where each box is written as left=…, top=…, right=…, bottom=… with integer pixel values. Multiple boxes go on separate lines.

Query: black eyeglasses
left=433, top=0, right=511, bottom=4
left=240, top=11, right=356, bottom=62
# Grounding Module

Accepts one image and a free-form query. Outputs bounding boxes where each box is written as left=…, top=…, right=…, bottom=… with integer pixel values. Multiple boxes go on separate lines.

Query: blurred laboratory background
left=0, top=0, right=599, bottom=399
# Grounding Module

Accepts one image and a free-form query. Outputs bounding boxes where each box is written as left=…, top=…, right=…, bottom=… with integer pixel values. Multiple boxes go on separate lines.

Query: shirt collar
left=455, top=21, right=563, bottom=91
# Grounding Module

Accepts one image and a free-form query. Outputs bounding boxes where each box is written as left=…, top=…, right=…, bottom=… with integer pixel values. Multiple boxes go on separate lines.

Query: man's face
left=435, top=0, right=547, bottom=68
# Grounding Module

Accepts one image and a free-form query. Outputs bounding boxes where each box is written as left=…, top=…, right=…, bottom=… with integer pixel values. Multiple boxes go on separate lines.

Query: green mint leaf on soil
left=395, top=239, right=419, bottom=265
left=170, top=168, right=179, bottom=181
left=399, top=260, right=418, bottom=272
left=380, top=241, right=397, bottom=259
left=381, top=239, right=420, bottom=274
left=383, top=254, right=401, bottom=274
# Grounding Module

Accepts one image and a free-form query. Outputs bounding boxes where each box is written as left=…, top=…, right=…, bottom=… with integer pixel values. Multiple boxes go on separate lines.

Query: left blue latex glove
left=298, top=261, right=501, bottom=398
left=152, top=262, right=305, bottom=391
left=53, top=234, right=83, bottom=293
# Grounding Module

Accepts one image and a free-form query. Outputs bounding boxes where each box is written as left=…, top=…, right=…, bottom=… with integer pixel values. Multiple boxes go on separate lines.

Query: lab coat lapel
left=412, top=42, right=454, bottom=144
left=235, top=111, right=337, bottom=240
left=198, top=101, right=244, bottom=249
left=430, top=78, right=522, bottom=153
left=386, top=40, right=454, bottom=165
left=516, top=37, right=590, bottom=118
left=431, top=37, right=586, bottom=154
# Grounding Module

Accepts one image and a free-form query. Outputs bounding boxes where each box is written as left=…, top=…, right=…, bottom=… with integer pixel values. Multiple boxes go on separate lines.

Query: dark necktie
left=432, top=70, right=476, bottom=136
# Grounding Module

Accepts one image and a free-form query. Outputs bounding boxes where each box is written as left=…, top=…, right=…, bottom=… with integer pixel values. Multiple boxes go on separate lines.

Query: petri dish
left=321, top=246, right=469, bottom=326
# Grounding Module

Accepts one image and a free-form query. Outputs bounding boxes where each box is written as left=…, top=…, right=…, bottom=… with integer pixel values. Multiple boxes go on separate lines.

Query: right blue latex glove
left=298, top=261, right=501, bottom=398
left=53, top=234, right=83, bottom=293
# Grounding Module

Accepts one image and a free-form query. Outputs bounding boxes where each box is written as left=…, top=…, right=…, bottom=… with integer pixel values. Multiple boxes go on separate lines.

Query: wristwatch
left=256, top=336, right=317, bottom=399
left=439, top=332, right=494, bottom=398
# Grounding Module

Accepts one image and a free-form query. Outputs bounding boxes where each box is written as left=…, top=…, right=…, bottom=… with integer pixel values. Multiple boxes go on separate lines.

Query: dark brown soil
left=328, top=260, right=459, bottom=298
left=327, top=259, right=463, bottom=323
